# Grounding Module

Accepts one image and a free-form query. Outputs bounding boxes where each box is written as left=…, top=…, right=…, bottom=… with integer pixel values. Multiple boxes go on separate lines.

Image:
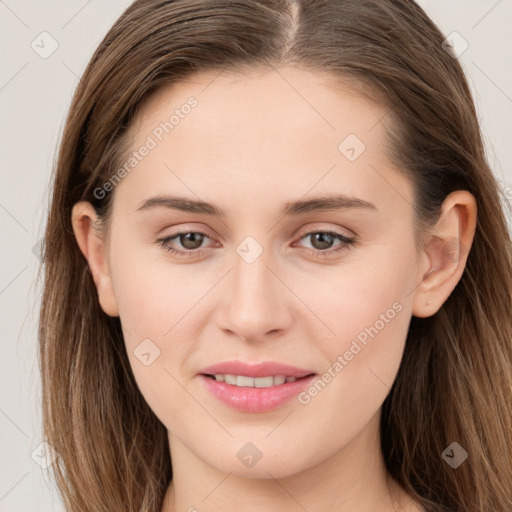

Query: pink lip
left=199, top=360, right=315, bottom=378
left=198, top=360, right=316, bottom=413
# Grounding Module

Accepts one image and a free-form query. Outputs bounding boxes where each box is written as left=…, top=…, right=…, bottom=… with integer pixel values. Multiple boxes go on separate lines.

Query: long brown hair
left=38, top=1, right=512, bottom=510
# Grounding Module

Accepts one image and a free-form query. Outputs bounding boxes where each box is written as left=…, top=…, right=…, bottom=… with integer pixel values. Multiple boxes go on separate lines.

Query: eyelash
left=156, top=229, right=355, bottom=258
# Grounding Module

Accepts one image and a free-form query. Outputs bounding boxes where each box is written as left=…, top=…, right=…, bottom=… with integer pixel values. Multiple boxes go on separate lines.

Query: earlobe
left=412, top=191, right=477, bottom=318
left=71, top=201, right=119, bottom=317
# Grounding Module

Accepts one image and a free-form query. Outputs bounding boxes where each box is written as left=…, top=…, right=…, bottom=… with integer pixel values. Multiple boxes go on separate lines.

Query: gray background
left=1, top=1, right=511, bottom=510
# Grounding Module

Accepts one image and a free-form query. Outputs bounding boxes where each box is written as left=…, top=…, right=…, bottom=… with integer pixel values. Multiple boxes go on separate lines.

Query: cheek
left=111, top=261, right=199, bottom=430
left=107, top=244, right=213, bottom=421
left=109, top=239, right=202, bottom=338
left=301, top=237, right=415, bottom=348
left=295, top=246, right=415, bottom=440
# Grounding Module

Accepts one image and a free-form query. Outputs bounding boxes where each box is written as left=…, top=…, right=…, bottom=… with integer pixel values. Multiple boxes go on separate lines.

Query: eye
left=156, top=229, right=355, bottom=258
left=294, top=230, right=355, bottom=257
left=157, top=230, right=213, bottom=257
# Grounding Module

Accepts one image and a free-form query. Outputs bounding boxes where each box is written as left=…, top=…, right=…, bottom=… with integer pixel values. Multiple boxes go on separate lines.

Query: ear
left=71, top=201, right=119, bottom=317
left=412, top=190, right=477, bottom=318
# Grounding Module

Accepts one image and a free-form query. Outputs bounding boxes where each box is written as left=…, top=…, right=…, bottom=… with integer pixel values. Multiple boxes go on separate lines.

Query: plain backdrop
left=1, top=1, right=511, bottom=510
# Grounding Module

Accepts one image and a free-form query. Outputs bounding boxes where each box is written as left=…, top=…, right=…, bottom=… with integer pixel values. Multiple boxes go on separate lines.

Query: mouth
left=199, top=363, right=318, bottom=413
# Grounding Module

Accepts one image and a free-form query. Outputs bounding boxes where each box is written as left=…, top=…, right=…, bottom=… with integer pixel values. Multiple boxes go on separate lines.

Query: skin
left=72, top=66, right=477, bottom=512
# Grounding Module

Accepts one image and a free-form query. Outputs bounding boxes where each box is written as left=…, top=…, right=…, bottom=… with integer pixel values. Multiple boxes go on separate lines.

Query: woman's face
left=95, top=67, right=430, bottom=478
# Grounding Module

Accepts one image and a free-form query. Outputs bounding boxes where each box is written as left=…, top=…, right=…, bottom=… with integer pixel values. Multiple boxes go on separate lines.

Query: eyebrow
left=136, top=194, right=377, bottom=217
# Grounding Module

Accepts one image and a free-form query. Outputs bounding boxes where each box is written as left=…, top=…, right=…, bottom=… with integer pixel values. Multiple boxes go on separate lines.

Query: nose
left=216, top=248, right=294, bottom=343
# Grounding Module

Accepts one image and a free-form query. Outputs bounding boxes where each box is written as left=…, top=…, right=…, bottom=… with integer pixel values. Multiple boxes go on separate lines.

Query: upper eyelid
left=294, top=224, right=354, bottom=239
left=162, top=221, right=355, bottom=238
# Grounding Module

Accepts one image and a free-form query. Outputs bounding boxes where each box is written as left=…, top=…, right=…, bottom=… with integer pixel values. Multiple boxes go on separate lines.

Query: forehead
left=130, top=66, right=386, bottom=143
left=113, top=66, right=410, bottom=222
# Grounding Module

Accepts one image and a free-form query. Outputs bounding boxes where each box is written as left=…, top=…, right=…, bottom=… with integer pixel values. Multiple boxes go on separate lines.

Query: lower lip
left=199, top=374, right=317, bottom=413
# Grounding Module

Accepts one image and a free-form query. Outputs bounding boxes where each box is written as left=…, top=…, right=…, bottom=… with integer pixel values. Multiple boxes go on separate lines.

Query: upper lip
left=199, top=361, right=316, bottom=379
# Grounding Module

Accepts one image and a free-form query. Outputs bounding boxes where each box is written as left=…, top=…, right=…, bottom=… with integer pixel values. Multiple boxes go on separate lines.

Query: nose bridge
left=219, top=240, right=292, bottom=340
left=232, top=247, right=272, bottom=303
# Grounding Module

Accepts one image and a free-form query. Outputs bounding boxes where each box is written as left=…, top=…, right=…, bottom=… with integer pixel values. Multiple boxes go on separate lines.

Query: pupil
left=312, top=233, right=333, bottom=250
left=182, top=233, right=204, bottom=249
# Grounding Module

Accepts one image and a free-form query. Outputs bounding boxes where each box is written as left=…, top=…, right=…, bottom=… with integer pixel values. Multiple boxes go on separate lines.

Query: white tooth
left=254, top=376, right=274, bottom=388
left=237, top=375, right=255, bottom=387
left=219, top=374, right=294, bottom=387
left=224, top=374, right=237, bottom=385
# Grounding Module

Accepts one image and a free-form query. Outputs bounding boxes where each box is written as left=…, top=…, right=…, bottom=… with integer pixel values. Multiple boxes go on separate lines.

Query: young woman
left=38, top=1, right=512, bottom=511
